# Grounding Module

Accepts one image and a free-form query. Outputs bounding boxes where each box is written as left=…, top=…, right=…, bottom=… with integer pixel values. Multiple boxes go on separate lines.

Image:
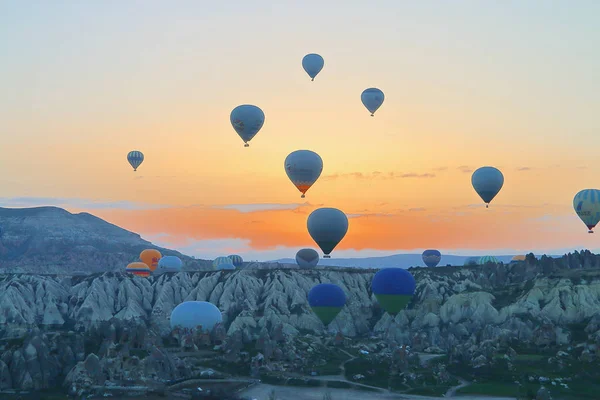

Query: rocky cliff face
left=0, top=207, right=212, bottom=273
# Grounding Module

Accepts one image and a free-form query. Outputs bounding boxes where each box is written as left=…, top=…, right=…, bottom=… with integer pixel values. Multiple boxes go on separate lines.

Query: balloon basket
left=301, top=194, right=305, bottom=198
left=589, top=230, right=594, bottom=234
left=323, top=255, right=331, bottom=259
left=244, top=143, right=249, bottom=147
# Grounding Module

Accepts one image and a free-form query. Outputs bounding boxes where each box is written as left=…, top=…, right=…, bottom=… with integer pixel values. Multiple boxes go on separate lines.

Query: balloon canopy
left=573, top=189, right=600, bottom=233
left=307, top=208, right=348, bottom=258
left=307, top=283, right=346, bottom=325
left=422, top=249, right=441, bottom=268
left=479, top=255, right=499, bottom=264
left=296, top=248, right=320, bottom=269
left=213, top=256, right=232, bottom=270
left=228, top=255, right=244, bottom=268
left=471, top=167, right=504, bottom=208
left=464, top=257, right=479, bottom=266
left=302, top=53, right=325, bottom=81
left=170, top=301, right=222, bottom=333
left=216, top=262, right=236, bottom=271
left=126, top=262, right=151, bottom=278
left=230, top=105, right=265, bottom=147
left=157, top=256, right=182, bottom=273
left=140, top=249, right=162, bottom=272
left=371, top=268, right=415, bottom=315
left=284, top=150, right=323, bottom=198
left=361, top=88, right=385, bottom=116
left=127, top=151, right=144, bottom=171
left=511, top=255, right=526, bottom=262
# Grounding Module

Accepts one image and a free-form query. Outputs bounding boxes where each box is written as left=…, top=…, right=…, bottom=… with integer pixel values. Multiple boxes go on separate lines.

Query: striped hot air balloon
left=228, top=255, right=244, bottom=268
left=213, top=256, right=232, bottom=270
left=573, top=189, right=600, bottom=233
left=307, top=283, right=346, bottom=325
left=422, top=249, right=441, bottom=268
left=479, top=255, right=499, bottom=265
left=126, top=262, right=151, bottom=277
left=372, top=268, right=415, bottom=315
left=127, top=150, right=144, bottom=171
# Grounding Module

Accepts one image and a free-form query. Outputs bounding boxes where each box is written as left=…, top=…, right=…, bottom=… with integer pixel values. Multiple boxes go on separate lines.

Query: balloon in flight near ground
left=284, top=150, right=323, bottom=198
left=126, top=262, right=151, bottom=278
left=302, top=53, right=325, bottom=81
left=510, top=255, right=526, bottom=263
left=230, top=105, right=265, bottom=147
left=217, top=262, right=236, bottom=271
left=307, top=283, right=346, bottom=325
left=361, top=88, right=385, bottom=116
left=371, top=268, right=415, bottom=315
left=170, top=301, right=223, bottom=333
left=479, top=255, right=499, bottom=264
left=422, top=250, right=442, bottom=268
left=127, top=151, right=144, bottom=171
left=213, top=256, right=232, bottom=270
left=228, top=255, right=244, bottom=268
left=307, top=208, right=349, bottom=258
left=573, top=189, right=600, bottom=233
left=464, top=257, right=479, bottom=266
left=296, top=248, right=320, bottom=269
left=471, top=166, right=504, bottom=208
left=140, top=249, right=162, bottom=272
left=157, top=256, right=182, bottom=273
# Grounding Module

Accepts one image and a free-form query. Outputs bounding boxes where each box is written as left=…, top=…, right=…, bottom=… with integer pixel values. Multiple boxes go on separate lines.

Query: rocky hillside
left=0, top=206, right=212, bottom=273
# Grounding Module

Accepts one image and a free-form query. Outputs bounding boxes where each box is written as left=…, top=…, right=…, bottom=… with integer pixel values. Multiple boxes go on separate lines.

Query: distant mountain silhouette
left=0, top=206, right=211, bottom=273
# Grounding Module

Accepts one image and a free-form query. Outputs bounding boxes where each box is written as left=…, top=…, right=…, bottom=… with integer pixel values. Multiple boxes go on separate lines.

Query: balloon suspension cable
left=244, top=143, right=249, bottom=147
left=301, top=194, right=306, bottom=198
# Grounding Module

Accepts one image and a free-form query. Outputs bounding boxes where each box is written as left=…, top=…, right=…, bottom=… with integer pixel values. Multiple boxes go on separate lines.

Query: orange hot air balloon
left=126, top=262, right=151, bottom=277
left=140, top=249, right=162, bottom=271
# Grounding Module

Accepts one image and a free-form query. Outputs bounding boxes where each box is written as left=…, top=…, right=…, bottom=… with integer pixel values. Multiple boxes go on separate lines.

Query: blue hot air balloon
left=307, top=283, right=346, bottom=325
left=170, top=301, right=223, bottom=333
left=213, top=256, right=232, bottom=270
left=464, top=256, right=479, bottom=266
left=307, top=208, right=349, bottom=258
left=471, top=166, right=504, bottom=208
left=127, top=150, right=144, bottom=171
left=361, top=88, right=385, bottom=116
left=217, top=262, right=236, bottom=271
left=372, top=268, right=416, bottom=315
left=230, top=105, right=265, bottom=147
left=157, top=256, right=183, bottom=273
left=573, top=189, right=600, bottom=233
left=422, top=250, right=441, bottom=268
left=285, top=150, right=323, bottom=198
left=296, top=248, right=319, bottom=269
left=302, top=53, right=325, bottom=81
left=228, top=254, right=244, bottom=268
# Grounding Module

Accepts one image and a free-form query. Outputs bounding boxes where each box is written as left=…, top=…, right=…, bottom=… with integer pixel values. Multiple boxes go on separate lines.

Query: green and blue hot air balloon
left=422, top=250, right=441, bottom=268
left=471, top=166, right=504, bottom=208
left=213, top=256, right=232, bottom=270
left=307, top=207, right=348, bottom=258
left=573, top=189, right=600, bottom=233
left=479, top=255, right=499, bottom=265
left=307, top=283, right=346, bottom=325
left=228, top=254, right=244, bottom=268
left=127, top=150, right=144, bottom=172
left=302, top=53, right=325, bottom=81
left=372, top=268, right=416, bottom=315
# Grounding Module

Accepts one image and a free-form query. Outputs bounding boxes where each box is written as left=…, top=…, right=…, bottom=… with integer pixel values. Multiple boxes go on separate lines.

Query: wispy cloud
left=409, top=207, right=426, bottom=212
left=457, top=166, right=473, bottom=173
left=517, top=167, right=532, bottom=171
left=212, top=202, right=309, bottom=213
left=322, top=171, right=436, bottom=180
left=432, top=167, right=448, bottom=172
left=0, top=196, right=170, bottom=210
left=347, top=212, right=396, bottom=219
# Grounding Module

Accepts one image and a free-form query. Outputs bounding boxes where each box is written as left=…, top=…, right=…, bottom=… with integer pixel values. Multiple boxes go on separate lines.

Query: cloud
left=212, top=202, right=309, bottom=213
left=409, top=207, right=426, bottom=212
left=0, top=196, right=170, bottom=210
left=432, top=167, right=448, bottom=172
left=347, top=212, right=396, bottom=219
left=457, top=166, right=473, bottom=173
left=322, top=171, right=436, bottom=180
left=517, top=167, right=532, bottom=171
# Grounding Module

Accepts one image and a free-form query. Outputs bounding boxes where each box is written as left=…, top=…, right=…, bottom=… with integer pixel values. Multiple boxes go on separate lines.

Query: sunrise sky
left=1, top=1, right=599, bottom=260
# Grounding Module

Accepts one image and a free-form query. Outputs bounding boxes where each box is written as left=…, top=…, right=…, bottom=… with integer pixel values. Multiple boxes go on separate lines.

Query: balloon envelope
left=126, top=262, right=151, bottom=277
left=573, top=189, right=600, bottom=233
left=127, top=151, right=144, bottom=171
left=471, top=167, right=504, bottom=207
left=296, top=248, right=320, bottom=269
left=361, top=88, right=385, bottom=116
left=213, top=256, right=232, bottom=269
left=230, top=105, right=265, bottom=146
left=511, top=255, right=526, bottom=262
left=217, top=262, right=236, bottom=271
left=422, top=250, right=441, bottom=268
left=307, top=208, right=349, bottom=258
left=464, top=257, right=479, bottom=266
left=284, top=150, right=323, bottom=198
left=228, top=255, right=244, bottom=268
left=170, top=301, right=222, bottom=333
left=302, top=53, right=324, bottom=81
left=307, top=283, right=346, bottom=325
left=157, top=256, right=182, bottom=273
left=479, top=255, right=499, bottom=264
left=140, top=249, right=162, bottom=272
left=372, top=268, right=415, bottom=315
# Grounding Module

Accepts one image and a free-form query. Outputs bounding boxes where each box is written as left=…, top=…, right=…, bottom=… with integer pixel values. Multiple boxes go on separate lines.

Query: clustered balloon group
left=123, top=53, right=600, bottom=334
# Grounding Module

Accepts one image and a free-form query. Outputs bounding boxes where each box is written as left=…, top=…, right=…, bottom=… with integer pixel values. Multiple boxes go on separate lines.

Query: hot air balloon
left=213, top=256, right=232, bottom=270
left=230, top=105, right=265, bottom=147
left=307, top=208, right=348, bottom=258
left=573, top=189, right=600, bottom=233
left=302, top=53, right=324, bottom=81
left=217, top=262, right=236, bottom=271
left=510, top=255, right=526, bottom=263
left=126, top=262, right=151, bottom=277
left=307, top=283, right=346, bottom=325
left=296, top=248, right=319, bottom=269
left=170, top=301, right=223, bottom=333
left=464, top=257, right=479, bottom=266
left=422, top=250, right=441, bottom=268
left=471, top=167, right=504, bottom=208
left=284, top=150, right=323, bottom=198
left=127, top=151, right=144, bottom=171
left=228, top=255, right=244, bottom=268
left=479, top=255, right=499, bottom=264
left=157, top=256, right=182, bottom=273
left=140, top=249, right=162, bottom=272
left=361, top=88, right=385, bottom=116
left=371, top=268, right=415, bottom=315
